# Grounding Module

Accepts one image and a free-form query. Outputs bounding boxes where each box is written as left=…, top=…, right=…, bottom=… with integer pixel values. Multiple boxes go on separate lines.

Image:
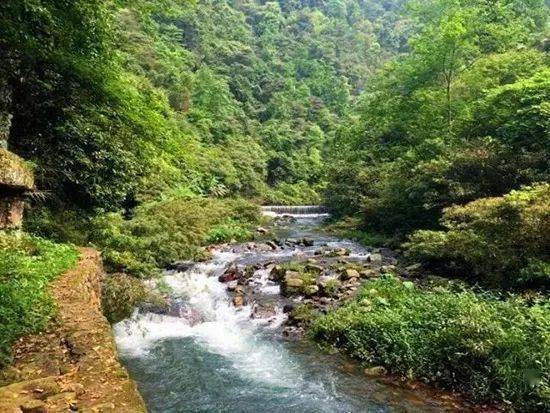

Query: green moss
left=0, top=231, right=78, bottom=367
left=311, top=277, right=550, bottom=411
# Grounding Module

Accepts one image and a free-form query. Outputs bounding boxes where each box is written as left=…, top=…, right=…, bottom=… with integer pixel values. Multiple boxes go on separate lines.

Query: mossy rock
left=0, top=149, right=34, bottom=190
left=281, top=269, right=317, bottom=296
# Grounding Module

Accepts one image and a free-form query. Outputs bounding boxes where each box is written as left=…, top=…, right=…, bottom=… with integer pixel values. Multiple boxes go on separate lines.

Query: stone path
left=0, top=248, right=146, bottom=412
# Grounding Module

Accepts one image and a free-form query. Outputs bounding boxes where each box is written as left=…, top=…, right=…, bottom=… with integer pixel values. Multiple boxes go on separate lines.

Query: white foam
left=113, top=255, right=305, bottom=387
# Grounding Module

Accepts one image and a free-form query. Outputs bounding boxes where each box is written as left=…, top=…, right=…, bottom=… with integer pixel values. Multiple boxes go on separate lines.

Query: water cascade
left=261, top=205, right=328, bottom=217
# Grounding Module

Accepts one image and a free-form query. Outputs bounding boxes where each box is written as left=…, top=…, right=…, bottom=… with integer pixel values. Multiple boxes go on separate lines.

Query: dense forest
left=1, top=0, right=549, bottom=411
left=2, top=0, right=410, bottom=210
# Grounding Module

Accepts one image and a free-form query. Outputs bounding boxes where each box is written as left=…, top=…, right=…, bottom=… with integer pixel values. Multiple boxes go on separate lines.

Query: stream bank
left=0, top=248, right=145, bottom=413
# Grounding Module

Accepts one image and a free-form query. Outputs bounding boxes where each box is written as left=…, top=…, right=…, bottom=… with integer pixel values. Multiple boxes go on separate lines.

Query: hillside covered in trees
left=1, top=0, right=549, bottom=411
left=2, top=0, right=411, bottom=210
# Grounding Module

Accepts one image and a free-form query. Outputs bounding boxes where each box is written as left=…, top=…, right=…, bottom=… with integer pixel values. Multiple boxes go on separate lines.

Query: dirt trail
left=0, top=248, right=146, bottom=412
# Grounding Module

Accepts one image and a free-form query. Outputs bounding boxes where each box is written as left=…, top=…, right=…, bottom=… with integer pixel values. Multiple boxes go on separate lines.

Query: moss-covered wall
left=0, top=148, right=34, bottom=189
left=0, top=148, right=33, bottom=228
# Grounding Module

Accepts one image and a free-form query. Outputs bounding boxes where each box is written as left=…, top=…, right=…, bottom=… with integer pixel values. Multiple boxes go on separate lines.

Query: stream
left=113, top=208, right=466, bottom=413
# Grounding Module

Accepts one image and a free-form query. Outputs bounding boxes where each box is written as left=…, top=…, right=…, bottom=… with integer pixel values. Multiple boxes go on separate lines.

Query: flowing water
left=114, top=209, right=466, bottom=413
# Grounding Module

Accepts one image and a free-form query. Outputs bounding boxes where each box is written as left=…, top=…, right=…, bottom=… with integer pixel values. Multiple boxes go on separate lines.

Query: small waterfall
left=261, top=205, right=328, bottom=217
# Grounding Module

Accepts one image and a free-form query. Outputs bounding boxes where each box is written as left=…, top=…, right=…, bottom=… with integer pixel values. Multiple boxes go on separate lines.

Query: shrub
left=263, top=181, right=322, bottom=205
left=311, top=277, right=550, bottom=411
left=89, top=197, right=260, bottom=276
left=26, top=196, right=260, bottom=277
left=101, top=274, right=147, bottom=323
left=205, top=218, right=253, bottom=244
left=405, top=184, right=550, bottom=289
left=0, top=231, right=78, bottom=367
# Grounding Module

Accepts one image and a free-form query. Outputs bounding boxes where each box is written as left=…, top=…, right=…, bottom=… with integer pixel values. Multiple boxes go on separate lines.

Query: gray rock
left=367, top=253, right=383, bottom=264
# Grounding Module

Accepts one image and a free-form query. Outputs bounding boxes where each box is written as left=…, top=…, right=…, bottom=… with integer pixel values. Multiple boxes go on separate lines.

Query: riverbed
left=114, top=210, right=467, bottom=412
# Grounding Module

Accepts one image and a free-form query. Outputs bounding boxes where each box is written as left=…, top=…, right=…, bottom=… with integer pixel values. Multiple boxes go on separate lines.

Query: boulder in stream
left=367, top=253, right=383, bottom=265
left=219, top=266, right=242, bottom=283
left=328, top=248, right=350, bottom=257
left=232, top=294, right=245, bottom=307
left=364, top=366, right=387, bottom=377
left=340, top=268, right=360, bottom=280
left=251, top=303, right=277, bottom=319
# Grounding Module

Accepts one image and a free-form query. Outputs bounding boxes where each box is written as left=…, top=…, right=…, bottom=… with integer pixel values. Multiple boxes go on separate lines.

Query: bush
left=311, top=277, right=550, bottom=411
left=101, top=274, right=147, bottom=323
left=405, top=184, right=550, bottom=289
left=323, top=216, right=397, bottom=248
left=0, top=231, right=78, bottom=367
left=26, top=196, right=260, bottom=277
left=205, top=218, right=252, bottom=244
left=89, top=197, right=260, bottom=276
left=263, top=181, right=322, bottom=205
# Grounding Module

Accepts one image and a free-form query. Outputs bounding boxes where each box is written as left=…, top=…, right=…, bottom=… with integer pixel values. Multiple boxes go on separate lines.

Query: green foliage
left=101, top=273, right=147, bottom=324
left=205, top=218, right=253, bottom=244
left=323, top=216, right=397, bottom=247
left=321, top=279, right=341, bottom=298
left=0, top=231, right=78, bottom=367
left=89, top=197, right=260, bottom=276
left=325, top=0, right=549, bottom=239
left=27, top=196, right=259, bottom=277
left=311, top=277, right=550, bottom=411
left=406, top=184, right=550, bottom=289
left=289, top=303, right=320, bottom=327
left=3, top=0, right=409, bottom=208
left=263, top=181, right=322, bottom=205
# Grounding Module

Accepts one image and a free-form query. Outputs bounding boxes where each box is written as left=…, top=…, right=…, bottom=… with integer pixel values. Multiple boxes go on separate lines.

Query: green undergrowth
left=263, top=181, right=323, bottom=205
left=0, top=231, right=78, bottom=367
left=311, top=276, right=550, bottom=411
left=28, top=197, right=260, bottom=277
left=406, top=184, right=550, bottom=289
left=323, top=216, right=397, bottom=248
left=101, top=273, right=169, bottom=324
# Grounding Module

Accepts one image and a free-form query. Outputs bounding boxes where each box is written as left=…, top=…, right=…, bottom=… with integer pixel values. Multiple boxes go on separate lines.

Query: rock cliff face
left=0, top=148, right=34, bottom=228
left=0, top=248, right=147, bottom=413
